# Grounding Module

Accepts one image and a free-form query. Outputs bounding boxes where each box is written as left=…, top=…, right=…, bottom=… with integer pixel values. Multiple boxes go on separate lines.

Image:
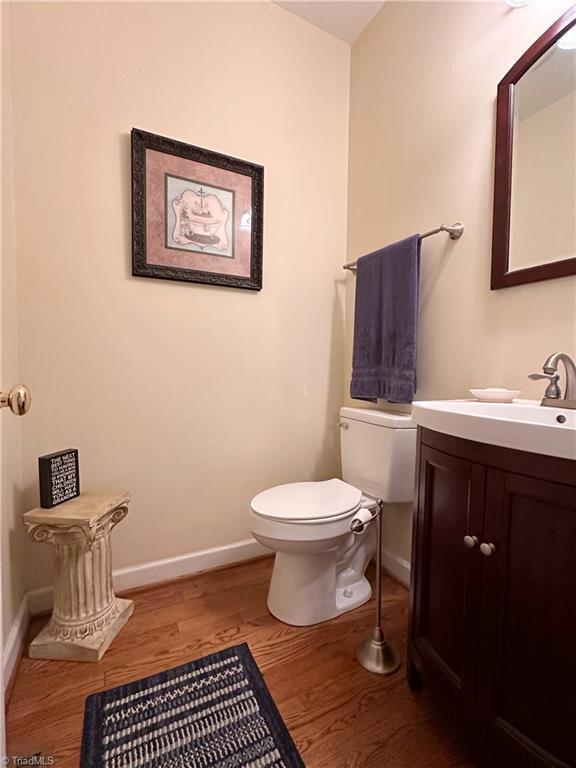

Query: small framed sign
left=38, top=449, right=80, bottom=509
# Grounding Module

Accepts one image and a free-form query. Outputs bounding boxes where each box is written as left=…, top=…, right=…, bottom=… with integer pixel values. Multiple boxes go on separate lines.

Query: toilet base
left=266, top=548, right=373, bottom=626
left=335, top=576, right=372, bottom=614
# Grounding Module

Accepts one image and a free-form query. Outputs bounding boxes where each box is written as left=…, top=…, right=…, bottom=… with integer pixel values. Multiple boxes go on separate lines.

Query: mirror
left=491, top=7, right=576, bottom=289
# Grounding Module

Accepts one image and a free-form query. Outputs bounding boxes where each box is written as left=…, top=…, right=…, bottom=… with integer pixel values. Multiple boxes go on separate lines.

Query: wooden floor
left=6, top=558, right=478, bottom=767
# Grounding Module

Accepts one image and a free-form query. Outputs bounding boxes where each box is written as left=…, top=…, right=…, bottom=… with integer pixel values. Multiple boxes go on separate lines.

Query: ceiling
left=274, top=1, right=385, bottom=44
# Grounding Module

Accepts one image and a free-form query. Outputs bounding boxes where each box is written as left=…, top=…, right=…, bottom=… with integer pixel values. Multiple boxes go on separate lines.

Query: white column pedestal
left=23, top=492, right=133, bottom=662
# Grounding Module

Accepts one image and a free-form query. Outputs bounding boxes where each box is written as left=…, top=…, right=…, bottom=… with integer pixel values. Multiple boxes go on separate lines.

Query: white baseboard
left=3, top=594, right=30, bottom=691
left=28, top=537, right=268, bottom=616
left=113, top=537, right=267, bottom=594
left=380, top=548, right=411, bottom=589
left=5, top=537, right=267, bottom=685
left=26, top=586, right=53, bottom=616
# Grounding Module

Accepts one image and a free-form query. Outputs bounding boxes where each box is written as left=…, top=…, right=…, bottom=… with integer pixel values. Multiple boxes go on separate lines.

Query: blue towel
left=350, top=235, right=421, bottom=404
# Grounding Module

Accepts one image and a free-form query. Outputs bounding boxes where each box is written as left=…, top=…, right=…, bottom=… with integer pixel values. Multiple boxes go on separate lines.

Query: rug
left=81, top=643, right=305, bottom=768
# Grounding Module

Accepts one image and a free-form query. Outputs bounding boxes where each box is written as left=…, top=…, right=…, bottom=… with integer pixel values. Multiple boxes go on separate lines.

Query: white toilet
left=249, top=407, right=417, bottom=626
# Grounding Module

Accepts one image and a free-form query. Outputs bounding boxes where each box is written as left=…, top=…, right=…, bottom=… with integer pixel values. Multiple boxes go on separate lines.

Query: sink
left=412, top=399, right=576, bottom=460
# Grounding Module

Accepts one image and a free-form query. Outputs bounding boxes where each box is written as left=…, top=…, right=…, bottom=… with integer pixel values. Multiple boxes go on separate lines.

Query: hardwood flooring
left=6, top=558, right=478, bottom=767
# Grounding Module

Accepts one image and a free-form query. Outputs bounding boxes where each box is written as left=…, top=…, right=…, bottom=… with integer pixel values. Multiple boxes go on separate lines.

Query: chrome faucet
left=529, top=352, right=576, bottom=409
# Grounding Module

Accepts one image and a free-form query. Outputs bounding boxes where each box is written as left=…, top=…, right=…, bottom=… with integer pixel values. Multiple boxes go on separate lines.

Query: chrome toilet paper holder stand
left=351, top=500, right=401, bottom=675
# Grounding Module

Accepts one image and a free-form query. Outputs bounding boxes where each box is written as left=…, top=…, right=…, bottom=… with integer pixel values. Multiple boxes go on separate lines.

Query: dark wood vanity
left=409, top=427, right=576, bottom=768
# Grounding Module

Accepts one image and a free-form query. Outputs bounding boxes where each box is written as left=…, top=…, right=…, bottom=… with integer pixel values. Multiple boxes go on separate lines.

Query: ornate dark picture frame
left=491, top=6, right=576, bottom=290
left=132, top=129, right=264, bottom=290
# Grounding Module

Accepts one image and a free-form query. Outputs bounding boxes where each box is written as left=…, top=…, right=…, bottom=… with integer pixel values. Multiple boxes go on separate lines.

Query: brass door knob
left=464, top=535, right=478, bottom=548
left=480, top=542, right=496, bottom=557
left=0, top=384, right=31, bottom=415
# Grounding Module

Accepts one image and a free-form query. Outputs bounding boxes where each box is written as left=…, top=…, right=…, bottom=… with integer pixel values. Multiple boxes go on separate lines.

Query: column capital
left=23, top=491, right=131, bottom=548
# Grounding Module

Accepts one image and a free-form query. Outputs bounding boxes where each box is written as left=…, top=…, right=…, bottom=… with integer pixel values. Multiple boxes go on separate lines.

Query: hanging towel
left=350, top=234, right=421, bottom=404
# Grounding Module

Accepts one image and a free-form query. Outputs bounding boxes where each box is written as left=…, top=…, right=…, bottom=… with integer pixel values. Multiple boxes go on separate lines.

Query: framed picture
left=132, top=129, right=264, bottom=290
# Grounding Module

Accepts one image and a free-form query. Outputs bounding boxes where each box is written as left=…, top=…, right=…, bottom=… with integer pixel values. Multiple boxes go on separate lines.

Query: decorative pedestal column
left=23, top=491, right=134, bottom=662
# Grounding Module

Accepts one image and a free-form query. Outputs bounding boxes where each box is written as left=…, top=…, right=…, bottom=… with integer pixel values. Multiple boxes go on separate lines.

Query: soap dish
left=470, top=388, right=522, bottom=403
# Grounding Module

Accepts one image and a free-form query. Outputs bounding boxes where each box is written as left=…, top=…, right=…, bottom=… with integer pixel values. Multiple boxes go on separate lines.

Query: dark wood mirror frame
left=491, top=5, right=576, bottom=290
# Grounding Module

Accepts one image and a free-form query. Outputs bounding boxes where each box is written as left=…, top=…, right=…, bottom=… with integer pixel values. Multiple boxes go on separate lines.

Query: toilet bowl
left=249, top=407, right=417, bottom=627
left=250, top=479, right=377, bottom=626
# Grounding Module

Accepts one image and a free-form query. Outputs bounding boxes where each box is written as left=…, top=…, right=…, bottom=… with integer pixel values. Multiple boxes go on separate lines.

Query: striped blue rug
left=81, top=643, right=305, bottom=768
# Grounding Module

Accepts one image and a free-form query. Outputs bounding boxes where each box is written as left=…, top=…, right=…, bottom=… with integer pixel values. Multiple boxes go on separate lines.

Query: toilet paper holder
left=349, top=507, right=376, bottom=534
left=353, top=499, right=402, bottom=676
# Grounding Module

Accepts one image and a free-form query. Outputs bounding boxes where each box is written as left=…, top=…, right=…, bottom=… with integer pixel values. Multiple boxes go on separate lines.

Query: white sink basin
left=412, top=399, right=576, bottom=460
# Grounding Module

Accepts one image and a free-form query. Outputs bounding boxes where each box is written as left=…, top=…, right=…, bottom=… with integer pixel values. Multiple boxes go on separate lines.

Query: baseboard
left=380, top=548, right=411, bottom=589
left=3, top=594, right=30, bottom=694
left=26, top=537, right=267, bottom=616
left=26, top=586, right=52, bottom=616
left=114, top=537, right=267, bottom=593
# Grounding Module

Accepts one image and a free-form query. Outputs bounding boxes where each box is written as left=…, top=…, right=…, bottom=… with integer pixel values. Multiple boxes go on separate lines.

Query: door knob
left=0, top=384, right=31, bottom=416
left=463, top=535, right=478, bottom=548
left=480, top=542, right=496, bottom=557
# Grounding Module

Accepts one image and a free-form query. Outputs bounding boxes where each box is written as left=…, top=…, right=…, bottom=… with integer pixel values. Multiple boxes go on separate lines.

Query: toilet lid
left=251, top=478, right=363, bottom=522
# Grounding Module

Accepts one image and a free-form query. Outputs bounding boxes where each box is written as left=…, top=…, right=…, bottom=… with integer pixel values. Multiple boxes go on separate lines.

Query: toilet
left=249, top=407, right=417, bottom=626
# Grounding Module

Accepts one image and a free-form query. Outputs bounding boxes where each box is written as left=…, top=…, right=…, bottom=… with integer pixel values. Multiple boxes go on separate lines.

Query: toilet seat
left=251, top=478, right=362, bottom=523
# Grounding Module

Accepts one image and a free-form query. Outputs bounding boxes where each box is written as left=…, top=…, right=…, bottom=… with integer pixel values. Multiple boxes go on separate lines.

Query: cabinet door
left=412, top=446, right=485, bottom=712
left=478, top=470, right=576, bottom=768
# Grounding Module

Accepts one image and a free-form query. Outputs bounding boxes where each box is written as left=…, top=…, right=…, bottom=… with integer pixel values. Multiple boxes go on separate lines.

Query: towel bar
left=342, top=222, right=464, bottom=271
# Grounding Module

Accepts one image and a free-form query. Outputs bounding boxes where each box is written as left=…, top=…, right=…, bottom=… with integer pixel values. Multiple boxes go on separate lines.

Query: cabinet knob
left=463, top=535, right=478, bottom=548
left=480, top=542, right=496, bottom=557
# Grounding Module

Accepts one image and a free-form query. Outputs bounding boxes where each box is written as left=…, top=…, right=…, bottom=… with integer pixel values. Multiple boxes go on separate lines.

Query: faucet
left=529, top=352, right=576, bottom=409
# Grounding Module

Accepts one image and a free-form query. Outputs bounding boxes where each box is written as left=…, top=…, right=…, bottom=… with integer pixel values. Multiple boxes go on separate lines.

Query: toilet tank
left=339, top=407, right=417, bottom=503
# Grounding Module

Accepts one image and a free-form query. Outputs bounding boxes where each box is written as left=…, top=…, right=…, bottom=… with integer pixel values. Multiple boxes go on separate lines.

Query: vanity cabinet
left=409, top=428, right=576, bottom=768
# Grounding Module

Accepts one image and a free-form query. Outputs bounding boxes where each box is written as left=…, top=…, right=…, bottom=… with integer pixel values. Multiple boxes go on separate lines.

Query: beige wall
left=346, top=1, right=576, bottom=563
left=1, top=5, right=27, bottom=643
left=8, top=2, right=350, bottom=591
